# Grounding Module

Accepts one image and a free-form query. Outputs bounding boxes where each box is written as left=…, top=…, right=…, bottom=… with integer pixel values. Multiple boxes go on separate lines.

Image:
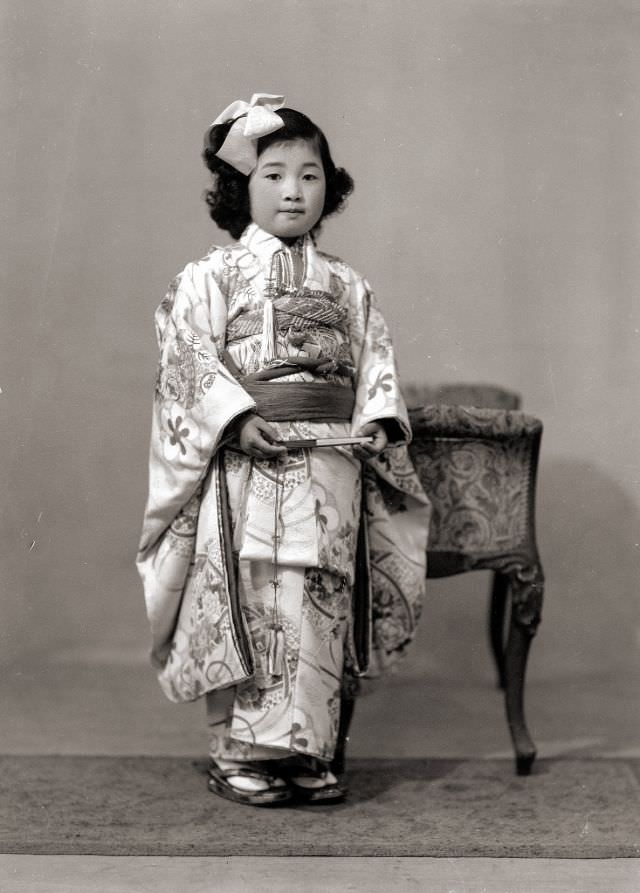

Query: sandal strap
left=209, top=761, right=280, bottom=785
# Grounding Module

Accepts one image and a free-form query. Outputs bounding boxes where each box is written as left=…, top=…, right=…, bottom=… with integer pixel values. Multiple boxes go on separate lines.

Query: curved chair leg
left=488, top=572, right=509, bottom=689
left=503, top=563, right=544, bottom=775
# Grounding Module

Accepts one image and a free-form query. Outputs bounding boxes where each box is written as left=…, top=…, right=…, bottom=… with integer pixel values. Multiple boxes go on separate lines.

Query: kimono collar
left=239, top=222, right=307, bottom=267
left=236, top=223, right=329, bottom=292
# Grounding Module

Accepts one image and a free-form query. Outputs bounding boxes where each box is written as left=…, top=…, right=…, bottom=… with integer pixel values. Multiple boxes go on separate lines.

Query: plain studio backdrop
left=2, top=0, right=639, bottom=715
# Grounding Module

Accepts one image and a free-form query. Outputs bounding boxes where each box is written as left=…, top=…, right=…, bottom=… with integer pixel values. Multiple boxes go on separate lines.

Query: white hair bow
left=211, top=93, right=286, bottom=175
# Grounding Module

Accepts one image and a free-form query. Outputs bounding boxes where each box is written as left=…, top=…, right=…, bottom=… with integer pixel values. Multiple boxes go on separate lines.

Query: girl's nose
left=283, top=178, right=301, bottom=201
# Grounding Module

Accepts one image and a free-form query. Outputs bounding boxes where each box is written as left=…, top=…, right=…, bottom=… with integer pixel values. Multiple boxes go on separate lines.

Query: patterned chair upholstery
left=333, top=384, right=544, bottom=777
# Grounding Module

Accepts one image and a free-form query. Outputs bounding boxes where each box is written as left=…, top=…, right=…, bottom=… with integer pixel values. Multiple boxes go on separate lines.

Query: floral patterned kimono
left=137, top=223, right=430, bottom=762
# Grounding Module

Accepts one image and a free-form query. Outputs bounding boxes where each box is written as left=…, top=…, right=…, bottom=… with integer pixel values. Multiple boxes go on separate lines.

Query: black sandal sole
left=207, top=775, right=293, bottom=806
left=289, top=781, right=348, bottom=803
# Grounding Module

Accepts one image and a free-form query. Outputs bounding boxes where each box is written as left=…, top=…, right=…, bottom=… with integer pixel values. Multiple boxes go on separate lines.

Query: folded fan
left=275, top=435, right=374, bottom=449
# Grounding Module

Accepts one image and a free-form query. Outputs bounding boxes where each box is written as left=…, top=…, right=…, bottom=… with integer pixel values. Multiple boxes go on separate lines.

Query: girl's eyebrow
left=260, top=161, right=322, bottom=169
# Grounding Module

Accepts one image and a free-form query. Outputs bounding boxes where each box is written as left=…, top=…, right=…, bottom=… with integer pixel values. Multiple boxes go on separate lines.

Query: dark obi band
left=243, top=381, right=355, bottom=422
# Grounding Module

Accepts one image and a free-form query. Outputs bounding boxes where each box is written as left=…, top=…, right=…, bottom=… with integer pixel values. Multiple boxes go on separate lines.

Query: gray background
left=3, top=0, right=639, bottom=702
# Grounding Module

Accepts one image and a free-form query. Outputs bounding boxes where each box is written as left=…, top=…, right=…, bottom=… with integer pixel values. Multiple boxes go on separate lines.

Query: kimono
left=137, top=222, right=430, bottom=761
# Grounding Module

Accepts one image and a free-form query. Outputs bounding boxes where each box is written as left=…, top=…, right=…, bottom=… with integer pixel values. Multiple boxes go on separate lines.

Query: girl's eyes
left=263, top=173, right=320, bottom=181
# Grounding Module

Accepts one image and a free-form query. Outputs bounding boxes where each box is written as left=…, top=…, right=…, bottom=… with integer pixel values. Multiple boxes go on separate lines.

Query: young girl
left=137, top=94, right=430, bottom=806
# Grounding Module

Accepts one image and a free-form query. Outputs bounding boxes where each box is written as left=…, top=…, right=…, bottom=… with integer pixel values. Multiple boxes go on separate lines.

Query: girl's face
left=248, top=139, right=326, bottom=241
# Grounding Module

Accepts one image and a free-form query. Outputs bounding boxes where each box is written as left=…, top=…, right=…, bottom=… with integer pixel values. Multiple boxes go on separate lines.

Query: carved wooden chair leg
left=488, top=571, right=509, bottom=689
left=503, top=563, right=544, bottom=775
left=504, top=621, right=536, bottom=775
left=330, top=674, right=361, bottom=777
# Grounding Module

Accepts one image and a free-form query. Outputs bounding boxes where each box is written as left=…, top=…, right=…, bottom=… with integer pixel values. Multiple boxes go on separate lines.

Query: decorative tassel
left=267, top=459, right=285, bottom=679
left=259, top=298, right=277, bottom=366
left=267, top=624, right=286, bottom=677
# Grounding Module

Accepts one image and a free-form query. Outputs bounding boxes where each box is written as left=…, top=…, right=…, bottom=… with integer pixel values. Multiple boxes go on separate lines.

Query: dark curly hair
left=202, top=108, right=354, bottom=240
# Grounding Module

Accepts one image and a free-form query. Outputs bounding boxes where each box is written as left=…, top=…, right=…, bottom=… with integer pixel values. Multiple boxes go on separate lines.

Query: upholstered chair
left=333, top=384, right=544, bottom=777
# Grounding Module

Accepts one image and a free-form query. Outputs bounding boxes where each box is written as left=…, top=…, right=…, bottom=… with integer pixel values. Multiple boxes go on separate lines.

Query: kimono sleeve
left=346, top=277, right=431, bottom=679
left=138, top=263, right=256, bottom=558
left=350, top=277, right=412, bottom=444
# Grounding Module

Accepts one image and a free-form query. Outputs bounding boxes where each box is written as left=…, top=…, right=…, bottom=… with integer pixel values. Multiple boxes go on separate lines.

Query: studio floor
left=2, top=655, right=639, bottom=892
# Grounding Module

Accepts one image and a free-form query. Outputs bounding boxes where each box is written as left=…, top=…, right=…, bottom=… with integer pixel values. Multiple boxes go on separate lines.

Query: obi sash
left=243, top=380, right=355, bottom=422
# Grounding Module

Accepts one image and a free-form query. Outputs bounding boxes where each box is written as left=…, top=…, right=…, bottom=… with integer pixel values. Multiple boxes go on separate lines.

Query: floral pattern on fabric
left=407, top=404, right=541, bottom=556
left=156, top=330, right=217, bottom=410
left=409, top=404, right=542, bottom=440
left=207, top=566, right=348, bottom=760
left=137, top=223, right=431, bottom=725
left=411, top=433, right=533, bottom=553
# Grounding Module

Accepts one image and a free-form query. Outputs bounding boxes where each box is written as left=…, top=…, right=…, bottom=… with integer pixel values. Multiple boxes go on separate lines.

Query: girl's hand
left=353, top=421, right=388, bottom=459
left=236, top=413, right=287, bottom=459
